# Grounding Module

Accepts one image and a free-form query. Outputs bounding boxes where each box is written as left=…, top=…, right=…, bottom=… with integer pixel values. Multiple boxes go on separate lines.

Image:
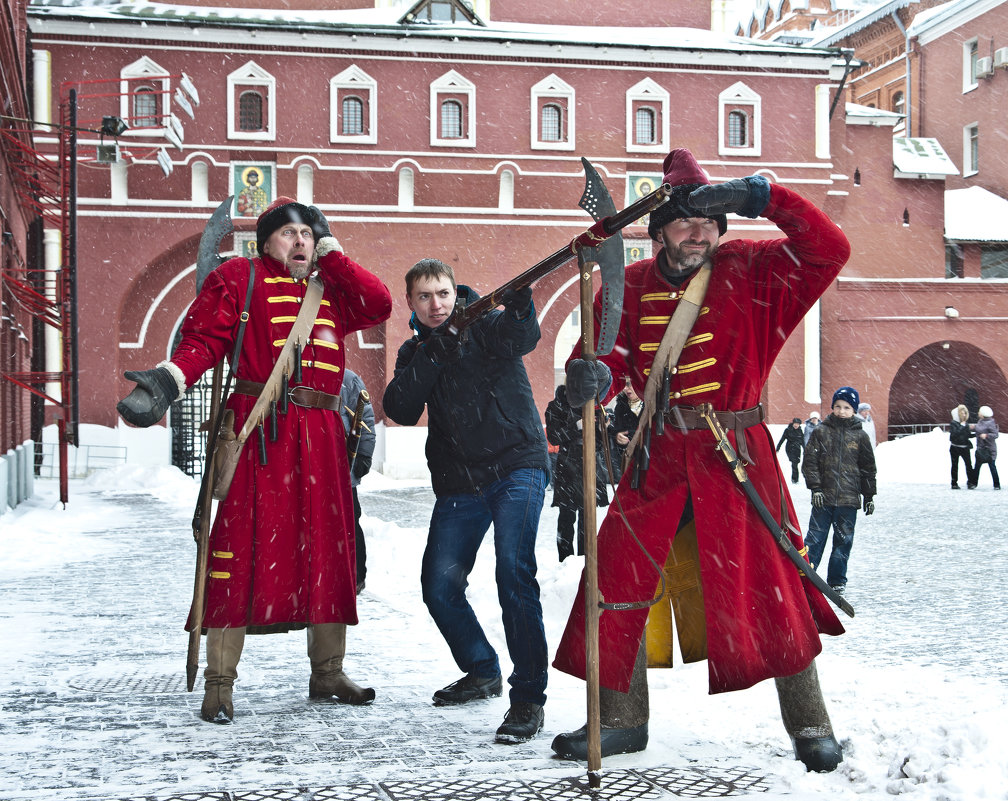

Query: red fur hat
left=648, top=148, right=727, bottom=240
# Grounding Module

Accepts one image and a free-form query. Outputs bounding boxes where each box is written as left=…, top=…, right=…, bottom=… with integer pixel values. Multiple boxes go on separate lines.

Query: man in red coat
left=551, top=149, right=849, bottom=771
left=118, top=198, right=392, bottom=723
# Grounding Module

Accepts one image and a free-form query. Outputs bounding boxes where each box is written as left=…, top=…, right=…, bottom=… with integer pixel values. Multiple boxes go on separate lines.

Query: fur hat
left=256, top=197, right=313, bottom=255
left=832, top=386, right=860, bottom=411
left=648, top=148, right=727, bottom=240
left=979, top=405, right=994, bottom=418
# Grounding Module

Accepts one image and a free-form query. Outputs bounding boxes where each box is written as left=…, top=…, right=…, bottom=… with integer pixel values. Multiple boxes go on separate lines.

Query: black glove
left=423, top=326, right=463, bottom=366
left=500, top=286, right=533, bottom=319
left=117, top=367, right=180, bottom=428
left=811, top=490, right=826, bottom=509
left=688, top=175, right=771, bottom=219
left=565, top=359, right=612, bottom=408
left=353, top=454, right=372, bottom=480
left=863, top=498, right=875, bottom=515
left=307, top=205, right=332, bottom=241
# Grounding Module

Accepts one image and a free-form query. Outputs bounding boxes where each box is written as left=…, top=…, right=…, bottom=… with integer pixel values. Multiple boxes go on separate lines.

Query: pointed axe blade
left=578, top=158, right=624, bottom=357
left=196, top=195, right=235, bottom=293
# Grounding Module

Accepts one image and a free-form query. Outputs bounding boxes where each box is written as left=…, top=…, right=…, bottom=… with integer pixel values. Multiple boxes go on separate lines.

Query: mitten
left=565, top=359, right=612, bottom=408
left=307, top=205, right=332, bottom=240
left=117, top=366, right=181, bottom=428
left=688, top=175, right=771, bottom=219
left=811, top=490, right=826, bottom=509
left=424, top=327, right=463, bottom=366
left=863, top=498, right=875, bottom=515
left=500, top=286, right=533, bottom=319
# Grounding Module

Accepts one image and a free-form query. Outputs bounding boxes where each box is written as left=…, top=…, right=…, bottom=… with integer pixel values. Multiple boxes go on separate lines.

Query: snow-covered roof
left=846, top=101, right=902, bottom=125
left=893, top=137, right=958, bottom=178
left=809, top=0, right=915, bottom=47
left=945, top=186, right=1008, bottom=242
left=26, top=0, right=844, bottom=59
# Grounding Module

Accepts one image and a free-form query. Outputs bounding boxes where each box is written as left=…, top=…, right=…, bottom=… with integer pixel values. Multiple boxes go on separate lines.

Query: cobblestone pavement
left=1, top=474, right=1005, bottom=801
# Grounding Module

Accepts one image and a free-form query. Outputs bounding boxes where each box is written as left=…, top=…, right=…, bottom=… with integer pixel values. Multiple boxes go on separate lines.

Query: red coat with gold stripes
left=171, top=248, right=392, bottom=632
left=553, top=184, right=849, bottom=694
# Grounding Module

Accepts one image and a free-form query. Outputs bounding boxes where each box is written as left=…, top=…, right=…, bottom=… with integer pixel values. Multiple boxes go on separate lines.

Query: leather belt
left=665, top=403, right=765, bottom=464
left=234, top=379, right=341, bottom=412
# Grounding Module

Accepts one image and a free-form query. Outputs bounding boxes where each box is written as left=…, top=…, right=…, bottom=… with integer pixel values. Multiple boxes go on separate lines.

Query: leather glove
left=688, top=175, right=771, bottom=219
left=352, top=454, right=372, bottom=480
left=565, top=359, right=612, bottom=408
left=863, top=498, right=875, bottom=515
left=500, top=286, right=533, bottom=319
left=811, top=490, right=826, bottom=509
left=307, top=205, right=332, bottom=241
left=117, top=367, right=180, bottom=428
left=423, top=325, right=463, bottom=366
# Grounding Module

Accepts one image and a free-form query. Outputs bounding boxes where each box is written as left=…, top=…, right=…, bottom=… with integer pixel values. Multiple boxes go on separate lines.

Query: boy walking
left=802, top=386, right=877, bottom=596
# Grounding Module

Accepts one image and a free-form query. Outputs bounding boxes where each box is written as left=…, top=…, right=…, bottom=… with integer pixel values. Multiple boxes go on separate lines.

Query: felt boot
left=201, top=626, right=245, bottom=724
left=551, top=635, right=649, bottom=760
left=775, top=660, right=843, bottom=772
left=307, top=622, right=375, bottom=705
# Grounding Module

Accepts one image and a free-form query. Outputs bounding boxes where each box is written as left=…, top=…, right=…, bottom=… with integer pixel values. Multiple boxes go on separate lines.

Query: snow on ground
left=1, top=427, right=1006, bottom=800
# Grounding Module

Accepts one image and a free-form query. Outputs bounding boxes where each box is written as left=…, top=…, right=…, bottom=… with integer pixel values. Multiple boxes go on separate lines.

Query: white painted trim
left=430, top=69, right=475, bottom=148
left=717, top=81, right=761, bottom=157
left=330, top=64, right=378, bottom=145
left=530, top=74, right=575, bottom=151
left=226, top=60, right=276, bottom=142
left=119, top=265, right=195, bottom=349
left=625, top=77, right=669, bottom=154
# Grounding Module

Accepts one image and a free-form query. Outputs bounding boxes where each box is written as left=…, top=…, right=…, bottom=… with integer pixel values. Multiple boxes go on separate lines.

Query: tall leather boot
left=307, top=622, right=376, bottom=705
left=551, top=635, right=650, bottom=760
left=201, top=626, right=245, bottom=724
left=775, top=660, right=843, bottom=772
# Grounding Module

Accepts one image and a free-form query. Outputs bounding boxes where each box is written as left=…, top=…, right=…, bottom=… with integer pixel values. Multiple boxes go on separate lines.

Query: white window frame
left=530, top=74, right=575, bottom=151
left=718, top=81, right=761, bottom=157
left=963, top=38, right=980, bottom=93
left=119, top=57, right=170, bottom=135
left=963, top=122, right=979, bottom=176
left=227, top=61, right=276, bottom=141
left=330, top=65, right=378, bottom=145
left=430, top=70, right=475, bottom=148
left=625, top=78, right=668, bottom=154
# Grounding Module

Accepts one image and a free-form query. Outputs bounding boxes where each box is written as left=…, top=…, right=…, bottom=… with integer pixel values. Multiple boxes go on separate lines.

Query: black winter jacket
left=775, top=424, right=805, bottom=461
left=545, top=385, right=609, bottom=510
left=802, top=413, right=877, bottom=507
left=383, top=285, right=549, bottom=496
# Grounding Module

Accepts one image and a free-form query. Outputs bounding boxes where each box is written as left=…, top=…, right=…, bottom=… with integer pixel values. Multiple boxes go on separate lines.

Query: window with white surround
left=119, top=57, right=169, bottom=132
left=191, top=161, right=208, bottom=204
left=330, top=65, right=377, bottom=144
left=530, top=74, right=575, bottom=151
left=430, top=70, right=475, bottom=147
left=398, top=167, right=415, bottom=209
left=227, top=61, right=276, bottom=141
left=963, top=122, right=979, bottom=176
left=963, top=38, right=979, bottom=92
left=625, top=78, right=668, bottom=153
left=718, top=82, right=761, bottom=157
left=498, top=169, right=514, bottom=211
left=296, top=163, right=314, bottom=204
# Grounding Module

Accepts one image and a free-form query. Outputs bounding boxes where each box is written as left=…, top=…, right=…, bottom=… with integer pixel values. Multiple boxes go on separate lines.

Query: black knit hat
left=648, top=148, right=727, bottom=240
left=256, top=196, right=313, bottom=255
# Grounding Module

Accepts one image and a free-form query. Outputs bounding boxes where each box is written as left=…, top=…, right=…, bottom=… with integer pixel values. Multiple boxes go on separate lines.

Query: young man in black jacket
left=383, top=258, right=550, bottom=744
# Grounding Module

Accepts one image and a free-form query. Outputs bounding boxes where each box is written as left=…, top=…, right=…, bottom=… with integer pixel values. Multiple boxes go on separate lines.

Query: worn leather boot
left=551, top=635, right=649, bottom=760
left=201, top=626, right=245, bottom=724
left=775, top=660, right=843, bottom=772
left=307, top=622, right=376, bottom=705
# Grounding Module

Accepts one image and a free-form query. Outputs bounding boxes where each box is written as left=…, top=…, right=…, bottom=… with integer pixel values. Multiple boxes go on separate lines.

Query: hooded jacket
left=949, top=408, right=974, bottom=450
left=383, top=284, right=549, bottom=496
left=802, top=413, right=877, bottom=507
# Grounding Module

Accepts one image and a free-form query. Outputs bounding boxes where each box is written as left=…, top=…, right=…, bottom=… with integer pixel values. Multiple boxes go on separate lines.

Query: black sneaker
left=495, top=702, right=544, bottom=744
left=432, top=673, right=502, bottom=706
left=829, top=584, right=845, bottom=597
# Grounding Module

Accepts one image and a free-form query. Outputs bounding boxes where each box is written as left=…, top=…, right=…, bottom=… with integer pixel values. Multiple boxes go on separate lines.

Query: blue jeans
left=805, top=505, right=858, bottom=588
left=421, top=467, right=548, bottom=706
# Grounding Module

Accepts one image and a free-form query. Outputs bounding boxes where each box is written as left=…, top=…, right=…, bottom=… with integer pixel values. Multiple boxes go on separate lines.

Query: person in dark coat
left=949, top=404, right=975, bottom=489
left=802, top=386, right=877, bottom=595
left=338, top=369, right=375, bottom=593
left=545, top=385, right=610, bottom=561
left=776, top=417, right=805, bottom=484
left=609, top=378, right=642, bottom=476
left=383, top=257, right=550, bottom=745
left=973, top=405, right=1000, bottom=489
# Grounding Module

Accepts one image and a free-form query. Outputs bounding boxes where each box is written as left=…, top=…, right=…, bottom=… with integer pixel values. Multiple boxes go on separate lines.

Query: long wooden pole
left=579, top=258, right=602, bottom=788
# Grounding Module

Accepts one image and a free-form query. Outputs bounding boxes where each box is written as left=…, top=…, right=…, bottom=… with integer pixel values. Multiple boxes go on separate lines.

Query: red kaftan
left=553, top=184, right=849, bottom=694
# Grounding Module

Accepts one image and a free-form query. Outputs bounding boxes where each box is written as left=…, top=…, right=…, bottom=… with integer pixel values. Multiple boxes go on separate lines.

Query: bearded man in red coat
left=551, top=149, right=850, bottom=772
left=118, top=198, right=392, bottom=723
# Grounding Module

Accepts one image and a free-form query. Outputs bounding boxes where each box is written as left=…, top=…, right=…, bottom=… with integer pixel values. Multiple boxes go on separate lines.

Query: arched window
left=634, top=107, right=656, bottom=145
left=541, top=104, right=562, bottom=142
left=239, top=91, right=263, bottom=131
left=728, top=110, right=748, bottom=147
left=440, top=100, right=463, bottom=139
left=341, top=96, right=364, bottom=135
left=892, top=91, right=905, bottom=116
left=132, top=87, right=158, bottom=128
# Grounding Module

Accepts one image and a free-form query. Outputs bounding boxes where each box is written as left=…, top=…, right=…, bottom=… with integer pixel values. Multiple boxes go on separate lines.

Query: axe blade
left=196, top=195, right=235, bottom=293
left=578, top=158, right=624, bottom=357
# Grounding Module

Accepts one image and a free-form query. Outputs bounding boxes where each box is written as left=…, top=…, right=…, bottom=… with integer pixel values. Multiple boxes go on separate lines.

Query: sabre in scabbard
left=346, top=390, right=370, bottom=476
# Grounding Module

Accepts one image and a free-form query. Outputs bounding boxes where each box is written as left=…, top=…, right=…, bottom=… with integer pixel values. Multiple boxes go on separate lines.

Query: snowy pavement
left=1, top=428, right=1007, bottom=801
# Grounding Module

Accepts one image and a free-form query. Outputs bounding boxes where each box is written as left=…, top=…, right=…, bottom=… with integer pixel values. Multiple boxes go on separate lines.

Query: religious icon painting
left=232, top=162, right=275, bottom=218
